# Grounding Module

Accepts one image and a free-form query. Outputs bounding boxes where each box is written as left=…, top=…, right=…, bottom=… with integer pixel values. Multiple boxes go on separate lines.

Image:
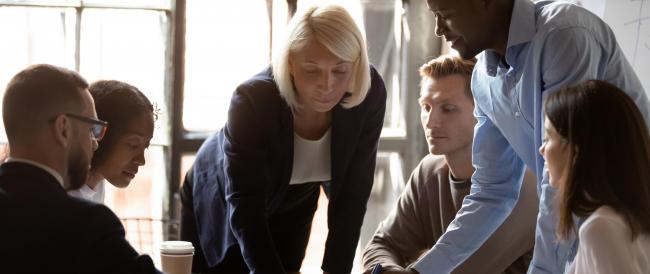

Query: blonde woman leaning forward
left=179, top=5, right=387, bottom=274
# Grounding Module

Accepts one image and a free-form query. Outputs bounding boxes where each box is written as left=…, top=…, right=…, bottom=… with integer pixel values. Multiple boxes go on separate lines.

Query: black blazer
left=0, top=162, right=160, bottom=274
left=191, top=66, right=387, bottom=274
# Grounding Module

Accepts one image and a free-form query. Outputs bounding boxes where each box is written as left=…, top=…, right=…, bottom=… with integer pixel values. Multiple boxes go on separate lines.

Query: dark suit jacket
left=191, top=66, right=386, bottom=274
left=0, top=162, right=160, bottom=274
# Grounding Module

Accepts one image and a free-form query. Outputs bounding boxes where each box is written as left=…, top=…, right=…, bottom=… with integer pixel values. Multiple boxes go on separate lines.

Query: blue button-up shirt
left=413, top=1, right=650, bottom=273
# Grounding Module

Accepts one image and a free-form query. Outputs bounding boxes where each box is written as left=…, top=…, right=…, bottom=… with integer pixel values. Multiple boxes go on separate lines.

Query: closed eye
left=441, top=104, right=457, bottom=112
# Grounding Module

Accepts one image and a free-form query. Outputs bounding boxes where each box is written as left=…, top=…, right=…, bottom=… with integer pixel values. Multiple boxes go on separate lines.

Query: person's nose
left=133, top=150, right=146, bottom=166
left=423, top=109, right=441, bottom=129
left=434, top=15, right=447, bottom=37
left=318, top=72, right=335, bottom=94
left=539, top=143, right=546, bottom=157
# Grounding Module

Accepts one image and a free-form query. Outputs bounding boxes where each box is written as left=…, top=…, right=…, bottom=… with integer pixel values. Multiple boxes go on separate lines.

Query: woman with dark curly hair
left=68, top=80, right=156, bottom=203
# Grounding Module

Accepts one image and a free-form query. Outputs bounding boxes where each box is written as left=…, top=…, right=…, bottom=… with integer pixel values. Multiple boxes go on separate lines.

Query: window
left=0, top=0, right=173, bottom=259
left=182, top=0, right=271, bottom=132
left=0, top=6, right=76, bottom=142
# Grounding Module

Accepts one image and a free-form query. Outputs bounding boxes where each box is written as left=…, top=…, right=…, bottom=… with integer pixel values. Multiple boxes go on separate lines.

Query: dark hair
left=3, top=64, right=88, bottom=143
left=419, top=54, right=476, bottom=99
left=545, top=80, right=650, bottom=241
left=89, top=80, right=156, bottom=169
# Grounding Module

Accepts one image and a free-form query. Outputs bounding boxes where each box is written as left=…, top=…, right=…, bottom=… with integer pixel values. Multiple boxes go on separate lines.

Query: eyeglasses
left=64, top=113, right=108, bottom=141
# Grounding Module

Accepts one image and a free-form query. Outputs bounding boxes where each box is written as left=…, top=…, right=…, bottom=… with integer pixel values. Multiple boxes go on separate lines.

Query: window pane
left=80, top=8, right=170, bottom=145
left=295, top=0, right=365, bottom=23
left=361, top=0, right=403, bottom=135
left=82, top=0, right=172, bottom=10
left=183, top=0, right=270, bottom=132
left=0, top=0, right=80, bottom=6
left=0, top=6, right=76, bottom=142
left=104, top=145, right=167, bottom=255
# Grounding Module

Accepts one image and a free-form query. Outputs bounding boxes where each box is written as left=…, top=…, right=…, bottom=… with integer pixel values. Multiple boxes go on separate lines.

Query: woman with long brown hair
left=539, top=80, right=650, bottom=273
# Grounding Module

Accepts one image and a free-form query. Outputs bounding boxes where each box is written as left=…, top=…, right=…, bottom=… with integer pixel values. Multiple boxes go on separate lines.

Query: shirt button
left=515, top=111, right=521, bottom=117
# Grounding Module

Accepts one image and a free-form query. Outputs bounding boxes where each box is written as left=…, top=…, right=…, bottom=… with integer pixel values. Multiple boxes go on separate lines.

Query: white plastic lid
left=160, top=241, right=195, bottom=254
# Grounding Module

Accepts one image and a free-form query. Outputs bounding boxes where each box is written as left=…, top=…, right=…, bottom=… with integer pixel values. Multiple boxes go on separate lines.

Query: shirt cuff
left=412, top=247, right=455, bottom=274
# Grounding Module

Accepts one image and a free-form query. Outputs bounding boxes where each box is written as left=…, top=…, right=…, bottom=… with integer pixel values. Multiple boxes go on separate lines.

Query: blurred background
left=0, top=0, right=449, bottom=271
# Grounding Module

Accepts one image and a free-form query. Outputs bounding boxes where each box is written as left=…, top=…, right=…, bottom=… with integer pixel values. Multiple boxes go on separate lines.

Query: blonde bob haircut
left=272, top=5, right=371, bottom=111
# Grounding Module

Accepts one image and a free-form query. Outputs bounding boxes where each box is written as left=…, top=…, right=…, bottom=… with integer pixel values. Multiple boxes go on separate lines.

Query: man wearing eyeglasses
left=0, top=64, right=160, bottom=274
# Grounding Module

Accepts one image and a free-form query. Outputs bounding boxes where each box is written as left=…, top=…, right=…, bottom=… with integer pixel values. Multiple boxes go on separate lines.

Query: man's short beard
left=67, top=145, right=89, bottom=190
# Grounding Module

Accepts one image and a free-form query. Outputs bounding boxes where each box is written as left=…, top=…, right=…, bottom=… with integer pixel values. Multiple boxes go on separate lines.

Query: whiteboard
left=578, top=0, right=650, bottom=96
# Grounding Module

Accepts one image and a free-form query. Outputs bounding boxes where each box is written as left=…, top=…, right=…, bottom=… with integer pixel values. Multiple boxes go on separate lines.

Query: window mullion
left=169, top=0, right=186, bottom=240
left=74, top=6, right=81, bottom=71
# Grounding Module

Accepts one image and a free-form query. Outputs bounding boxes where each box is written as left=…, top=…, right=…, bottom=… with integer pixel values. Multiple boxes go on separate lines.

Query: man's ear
left=52, top=114, right=71, bottom=148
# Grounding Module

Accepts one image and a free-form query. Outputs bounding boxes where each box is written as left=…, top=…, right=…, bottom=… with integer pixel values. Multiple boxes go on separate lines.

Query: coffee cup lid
left=160, top=241, right=195, bottom=254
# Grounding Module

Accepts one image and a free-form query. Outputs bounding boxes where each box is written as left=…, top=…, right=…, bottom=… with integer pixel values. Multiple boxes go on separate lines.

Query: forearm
left=453, top=170, right=537, bottom=274
left=363, top=236, right=409, bottom=272
left=529, top=178, right=576, bottom=274
left=229, top=196, right=286, bottom=273
left=233, top=227, right=285, bottom=273
left=322, top=192, right=369, bottom=274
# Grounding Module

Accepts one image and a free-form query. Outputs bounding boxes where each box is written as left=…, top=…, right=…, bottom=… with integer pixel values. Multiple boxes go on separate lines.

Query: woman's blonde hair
left=272, top=4, right=370, bottom=111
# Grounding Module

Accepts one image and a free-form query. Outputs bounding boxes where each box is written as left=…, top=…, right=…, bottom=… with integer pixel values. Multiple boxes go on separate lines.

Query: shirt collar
left=5, top=157, right=65, bottom=188
left=73, top=184, right=97, bottom=199
left=483, top=0, right=536, bottom=76
left=448, top=171, right=471, bottom=190
left=506, top=0, right=536, bottom=49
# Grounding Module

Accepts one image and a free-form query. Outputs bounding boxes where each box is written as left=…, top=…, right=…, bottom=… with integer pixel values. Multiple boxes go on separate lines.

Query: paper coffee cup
left=160, top=241, right=194, bottom=274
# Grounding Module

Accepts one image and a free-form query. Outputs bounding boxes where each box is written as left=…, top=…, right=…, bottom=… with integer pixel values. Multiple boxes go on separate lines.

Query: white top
left=289, top=128, right=331, bottom=185
left=68, top=180, right=105, bottom=204
left=6, top=157, right=64, bottom=188
left=567, top=205, right=650, bottom=274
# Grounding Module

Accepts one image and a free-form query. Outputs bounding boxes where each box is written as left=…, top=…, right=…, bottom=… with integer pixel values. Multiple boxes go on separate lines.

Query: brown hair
left=88, top=80, right=156, bottom=170
left=3, top=64, right=88, bottom=143
left=419, top=54, right=476, bottom=99
left=545, top=80, right=650, bottom=241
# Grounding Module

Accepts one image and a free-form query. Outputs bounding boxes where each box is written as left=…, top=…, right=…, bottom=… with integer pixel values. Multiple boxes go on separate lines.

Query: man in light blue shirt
left=384, top=1, right=650, bottom=274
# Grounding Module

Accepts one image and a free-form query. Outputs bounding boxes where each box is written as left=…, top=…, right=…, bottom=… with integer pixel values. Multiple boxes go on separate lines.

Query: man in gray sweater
left=362, top=55, right=537, bottom=274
